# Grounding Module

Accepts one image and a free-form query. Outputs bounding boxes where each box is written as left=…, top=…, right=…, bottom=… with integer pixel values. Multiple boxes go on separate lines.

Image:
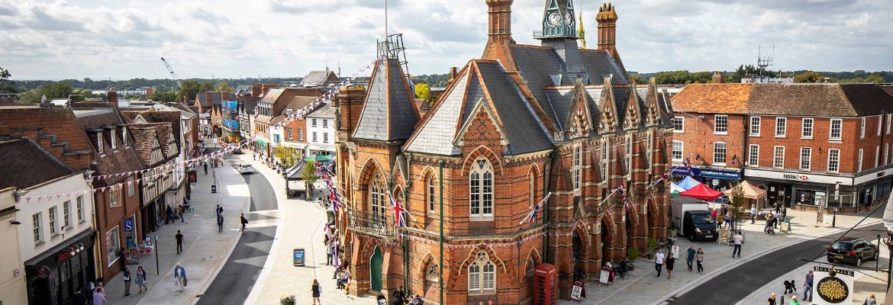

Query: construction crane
left=160, top=57, right=182, bottom=89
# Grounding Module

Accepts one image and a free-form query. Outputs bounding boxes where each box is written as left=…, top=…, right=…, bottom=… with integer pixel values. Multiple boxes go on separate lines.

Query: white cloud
left=0, top=0, right=890, bottom=80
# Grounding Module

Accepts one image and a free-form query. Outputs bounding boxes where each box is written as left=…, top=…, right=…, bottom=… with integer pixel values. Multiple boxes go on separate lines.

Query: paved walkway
left=242, top=154, right=377, bottom=305
left=102, top=158, right=249, bottom=305
left=559, top=208, right=886, bottom=305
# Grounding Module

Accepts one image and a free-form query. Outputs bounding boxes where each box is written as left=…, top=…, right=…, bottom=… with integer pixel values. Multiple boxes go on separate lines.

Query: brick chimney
left=334, top=85, right=367, bottom=143
left=251, top=84, right=262, bottom=97
left=596, top=2, right=618, bottom=53
left=446, top=67, right=459, bottom=86
left=482, top=0, right=518, bottom=71
left=486, top=0, right=512, bottom=42
left=712, top=71, right=725, bottom=83
left=107, top=90, right=119, bottom=105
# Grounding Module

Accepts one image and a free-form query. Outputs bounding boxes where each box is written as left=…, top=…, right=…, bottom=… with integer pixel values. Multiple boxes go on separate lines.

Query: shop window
left=750, top=117, right=761, bottom=136
left=107, top=226, right=121, bottom=266
left=714, top=115, right=728, bottom=134
left=748, top=144, right=759, bottom=167
left=801, top=118, right=813, bottom=139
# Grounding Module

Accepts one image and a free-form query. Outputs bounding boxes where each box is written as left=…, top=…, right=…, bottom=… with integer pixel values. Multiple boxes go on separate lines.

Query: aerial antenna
left=757, top=44, right=774, bottom=80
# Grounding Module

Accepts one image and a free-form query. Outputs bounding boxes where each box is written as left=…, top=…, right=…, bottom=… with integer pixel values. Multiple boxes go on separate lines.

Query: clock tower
left=537, top=0, right=577, bottom=39
left=536, top=0, right=585, bottom=75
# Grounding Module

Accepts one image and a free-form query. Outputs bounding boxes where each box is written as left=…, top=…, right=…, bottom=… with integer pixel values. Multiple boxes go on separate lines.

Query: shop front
left=141, top=196, right=165, bottom=234
left=745, top=168, right=860, bottom=211
left=25, top=230, right=96, bottom=305
left=672, top=166, right=742, bottom=190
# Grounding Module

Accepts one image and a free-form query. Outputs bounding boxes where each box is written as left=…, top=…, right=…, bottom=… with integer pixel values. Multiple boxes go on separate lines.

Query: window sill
left=468, top=290, right=497, bottom=296
left=714, top=132, right=728, bottom=136
left=801, top=136, right=813, bottom=140
left=714, top=163, right=726, bottom=166
left=775, top=135, right=786, bottom=138
left=65, top=226, right=74, bottom=231
left=673, top=131, right=684, bottom=134
left=35, top=241, right=45, bottom=247
left=749, top=134, right=760, bottom=137
left=79, top=220, right=87, bottom=225
left=469, top=216, right=494, bottom=222
left=829, top=139, right=842, bottom=143
left=51, top=233, right=60, bottom=239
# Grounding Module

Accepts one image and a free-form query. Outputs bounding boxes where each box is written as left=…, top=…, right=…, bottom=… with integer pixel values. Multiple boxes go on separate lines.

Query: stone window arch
left=468, top=251, right=496, bottom=294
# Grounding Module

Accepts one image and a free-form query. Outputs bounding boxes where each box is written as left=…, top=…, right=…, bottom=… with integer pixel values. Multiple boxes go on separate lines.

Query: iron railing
left=347, top=209, right=396, bottom=237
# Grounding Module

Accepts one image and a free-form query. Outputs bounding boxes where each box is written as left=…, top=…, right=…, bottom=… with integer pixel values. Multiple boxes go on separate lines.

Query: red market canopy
left=679, top=183, right=724, bottom=201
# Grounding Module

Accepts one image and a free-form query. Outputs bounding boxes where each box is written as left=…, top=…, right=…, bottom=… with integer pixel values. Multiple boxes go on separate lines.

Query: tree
left=729, top=184, right=746, bottom=232
left=0, top=66, right=15, bottom=93
left=18, top=81, right=74, bottom=104
left=301, top=160, right=318, bottom=200
left=414, top=82, right=431, bottom=105
left=866, top=73, right=886, bottom=84
left=151, top=90, right=179, bottom=103
left=178, top=80, right=214, bottom=103
left=794, top=71, right=824, bottom=83
left=216, top=81, right=234, bottom=93
left=273, top=146, right=300, bottom=168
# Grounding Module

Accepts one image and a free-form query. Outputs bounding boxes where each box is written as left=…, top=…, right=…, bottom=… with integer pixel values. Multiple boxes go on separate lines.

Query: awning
left=680, top=184, right=724, bottom=201
left=285, top=161, right=306, bottom=180
left=676, top=176, right=702, bottom=191
left=305, top=154, right=333, bottom=162
left=723, top=180, right=767, bottom=200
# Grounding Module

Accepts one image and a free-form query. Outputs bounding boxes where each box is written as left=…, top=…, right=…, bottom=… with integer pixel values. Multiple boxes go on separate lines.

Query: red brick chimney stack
left=596, top=2, right=618, bottom=53
left=486, top=0, right=513, bottom=42
left=107, top=90, right=119, bottom=105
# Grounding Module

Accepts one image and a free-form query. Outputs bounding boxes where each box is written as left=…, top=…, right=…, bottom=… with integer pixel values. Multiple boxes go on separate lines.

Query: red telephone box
left=533, top=263, right=558, bottom=305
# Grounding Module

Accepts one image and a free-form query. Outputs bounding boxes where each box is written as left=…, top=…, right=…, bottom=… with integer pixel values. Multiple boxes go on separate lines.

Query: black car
left=826, top=238, right=879, bottom=266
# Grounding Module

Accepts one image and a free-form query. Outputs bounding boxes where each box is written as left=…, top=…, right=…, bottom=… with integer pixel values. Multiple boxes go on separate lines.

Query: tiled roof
left=300, top=70, right=339, bottom=87
left=307, top=103, right=336, bottom=118
left=671, top=83, right=753, bottom=114
left=0, top=138, right=75, bottom=189
left=749, top=83, right=893, bottom=117
left=0, top=106, right=95, bottom=170
left=353, top=58, right=420, bottom=141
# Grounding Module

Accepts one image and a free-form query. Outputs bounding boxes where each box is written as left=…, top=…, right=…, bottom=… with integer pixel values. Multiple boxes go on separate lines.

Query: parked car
left=826, top=238, right=878, bottom=266
left=236, top=164, right=254, bottom=174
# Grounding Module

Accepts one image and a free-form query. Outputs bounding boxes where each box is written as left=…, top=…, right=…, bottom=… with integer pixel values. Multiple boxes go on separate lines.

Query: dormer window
left=549, top=74, right=562, bottom=86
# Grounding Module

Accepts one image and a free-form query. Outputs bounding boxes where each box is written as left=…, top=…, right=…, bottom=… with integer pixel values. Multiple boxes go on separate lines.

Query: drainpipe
left=438, top=160, right=444, bottom=305
left=543, top=149, right=556, bottom=262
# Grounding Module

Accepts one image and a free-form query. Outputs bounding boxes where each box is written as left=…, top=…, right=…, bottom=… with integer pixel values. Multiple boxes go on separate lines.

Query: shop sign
left=853, top=170, right=889, bottom=185
left=124, top=218, right=134, bottom=232
left=812, top=266, right=854, bottom=305
left=700, top=168, right=742, bottom=180
left=745, top=169, right=852, bottom=186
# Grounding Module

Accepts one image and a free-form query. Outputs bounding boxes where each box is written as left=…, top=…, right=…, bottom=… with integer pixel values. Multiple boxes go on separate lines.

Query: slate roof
left=308, top=103, right=336, bottom=119
left=238, top=95, right=260, bottom=115
left=405, top=60, right=552, bottom=155
left=0, top=138, right=75, bottom=189
left=196, top=91, right=236, bottom=108
left=353, top=58, right=420, bottom=142
left=671, top=83, right=752, bottom=114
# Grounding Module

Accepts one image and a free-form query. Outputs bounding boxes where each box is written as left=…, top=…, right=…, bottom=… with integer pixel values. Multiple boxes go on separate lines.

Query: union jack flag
left=520, top=192, right=552, bottom=225
left=391, top=196, right=408, bottom=227
left=681, top=158, right=694, bottom=176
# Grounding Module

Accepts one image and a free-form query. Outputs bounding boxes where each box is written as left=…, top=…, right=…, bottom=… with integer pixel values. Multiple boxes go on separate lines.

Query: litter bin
left=293, top=248, right=305, bottom=266
left=211, top=185, right=217, bottom=193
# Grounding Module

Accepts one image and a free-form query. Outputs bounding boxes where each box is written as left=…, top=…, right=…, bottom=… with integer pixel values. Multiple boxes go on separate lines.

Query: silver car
left=236, top=164, right=254, bottom=174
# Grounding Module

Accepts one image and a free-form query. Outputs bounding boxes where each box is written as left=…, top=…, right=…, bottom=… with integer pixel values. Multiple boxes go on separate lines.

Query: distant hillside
left=12, top=77, right=303, bottom=92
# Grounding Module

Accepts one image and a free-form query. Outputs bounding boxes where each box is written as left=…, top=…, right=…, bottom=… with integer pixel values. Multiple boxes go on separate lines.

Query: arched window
left=468, top=251, right=496, bottom=294
left=470, top=159, right=493, bottom=219
left=370, top=173, right=386, bottom=225
left=528, top=172, right=536, bottom=207
left=426, top=262, right=440, bottom=283
left=427, top=176, right=436, bottom=213
left=572, top=146, right=582, bottom=191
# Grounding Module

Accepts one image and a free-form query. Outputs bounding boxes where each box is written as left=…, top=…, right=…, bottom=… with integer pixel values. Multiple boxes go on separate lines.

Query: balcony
left=347, top=209, right=396, bottom=238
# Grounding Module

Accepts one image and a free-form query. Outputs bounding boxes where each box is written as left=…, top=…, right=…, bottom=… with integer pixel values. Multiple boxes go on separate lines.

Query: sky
left=1, top=0, right=891, bottom=80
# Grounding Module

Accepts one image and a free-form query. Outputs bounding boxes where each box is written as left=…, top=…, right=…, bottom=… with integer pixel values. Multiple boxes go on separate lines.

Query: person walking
left=732, top=231, right=743, bottom=258
left=122, top=267, right=132, bottom=297
left=326, top=243, right=333, bottom=266
left=393, top=286, right=406, bottom=305
left=173, top=263, right=187, bottom=292
left=750, top=204, right=757, bottom=224
left=665, top=253, right=675, bottom=279
left=696, top=248, right=704, bottom=273
left=767, top=292, right=777, bottom=305
left=217, top=215, right=224, bottom=233
left=803, top=271, right=813, bottom=301
left=166, top=205, right=174, bottom=224
left=864, top=294, right=878, bottom=305
left=789, top=295, right=800, bottom=305
left=216, top=204, right=223, bottom=217
left=654, top=249, right=665, bottom=277
left=136, top=266, right=148, bottom=294
left=175, top=230, right=184, bottom=254
left=686, top=245, right=696, bottom=272
left=179, top=205, right=186, bottom=223
left=342, top=267, right=351, bottom=295
left=203, top=162, right=208, bottom=175
left=240, top=213, right=248, bottom=232
left=311, top=279, right=321, bottom=305
left=93, top=287, right=106, bottom=305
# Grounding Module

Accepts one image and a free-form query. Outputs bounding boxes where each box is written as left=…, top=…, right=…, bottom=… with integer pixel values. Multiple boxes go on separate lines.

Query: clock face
left=565, top=12, right=575, bottom=26
left=548, top=12, right=561, bottom=26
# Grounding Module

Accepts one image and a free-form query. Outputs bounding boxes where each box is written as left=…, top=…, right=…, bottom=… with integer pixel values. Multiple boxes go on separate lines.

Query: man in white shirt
left=654, top=250, right=665, bottom=277
left=732, top=232, right=743, bottom=258
left=750, top=205, right=757, bottom=224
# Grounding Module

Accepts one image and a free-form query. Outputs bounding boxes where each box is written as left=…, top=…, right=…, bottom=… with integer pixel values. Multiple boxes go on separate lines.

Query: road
left=196, top=163, right=279, bottom=305
left=669, top=223, right=887, bottom=304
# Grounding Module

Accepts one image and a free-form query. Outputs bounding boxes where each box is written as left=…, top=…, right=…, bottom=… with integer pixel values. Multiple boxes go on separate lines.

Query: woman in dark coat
left=311, top=279, right=321, bottom=305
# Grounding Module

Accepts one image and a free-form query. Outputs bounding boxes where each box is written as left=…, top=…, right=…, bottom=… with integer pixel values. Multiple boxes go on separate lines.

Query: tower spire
left=577, top=9, right=586, bottom=48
